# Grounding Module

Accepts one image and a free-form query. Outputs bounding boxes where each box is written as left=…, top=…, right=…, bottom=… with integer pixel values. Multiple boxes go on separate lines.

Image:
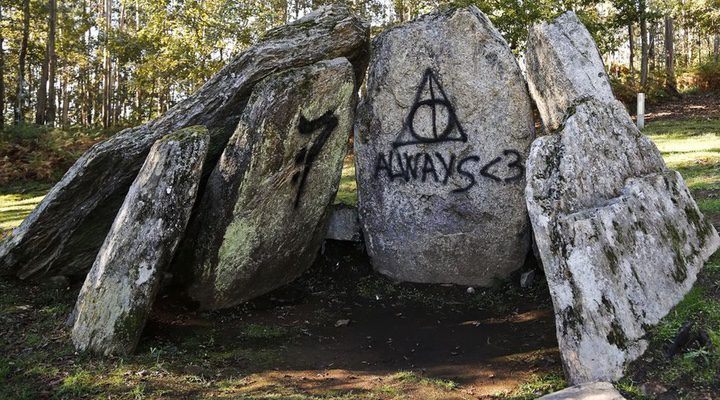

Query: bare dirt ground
left=148, top=242, right=560, bottom=399
left=646, top=93, right=720, bottom=122
left=1, top=241, right=561, bottom=399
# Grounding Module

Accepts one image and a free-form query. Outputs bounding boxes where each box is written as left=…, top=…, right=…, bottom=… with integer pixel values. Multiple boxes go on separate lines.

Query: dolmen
left=0, top=6, right=716, bottom=390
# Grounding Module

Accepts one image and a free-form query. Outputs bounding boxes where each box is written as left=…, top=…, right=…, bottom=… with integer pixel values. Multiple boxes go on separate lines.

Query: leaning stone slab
left=355, top=6, right=534, bottom=285
left=183, top=58, right=356, bottom=310
left=525, top=12, right=720, bottom=384
left=525, top=11, right=615, bottom=132
left=0, top=5, right=369, bottom=280
left=538, top=382, right=625, bottom=400
left=71, top=127, right=209, bottom=355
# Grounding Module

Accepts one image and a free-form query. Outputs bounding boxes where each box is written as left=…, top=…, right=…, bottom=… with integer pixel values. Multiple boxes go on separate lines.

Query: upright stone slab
left=355, top=6, right=534, bottom=285
left=71, top=127, right=209, bottom=355
left=184, top=58, right=356, bottom=310
left=525, top=12, right=720, bottom=384
left=0, top=5, right=369, bottom=280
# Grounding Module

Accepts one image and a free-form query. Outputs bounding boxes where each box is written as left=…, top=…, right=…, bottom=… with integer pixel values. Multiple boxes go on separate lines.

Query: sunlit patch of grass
left=55, top=370, right=99, bottom=398
left=497, top=372, right=566, bottom=399
left=334, top=154, right=357, bottom=207
left=389, top=370, right=458, bottom=390
left=646, top=120, right=720, bottom=192
left=615, top=379, right=653, bottom=400
left=0, top=181, right=51, bottom=234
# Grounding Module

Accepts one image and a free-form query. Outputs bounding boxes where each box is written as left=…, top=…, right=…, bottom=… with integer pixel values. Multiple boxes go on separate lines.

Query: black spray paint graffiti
left=291, top=111, right=338, bottom=208
left=393, top=68, right=467, bottom=147
left=376, top=68, right=524, bottom=191
left=374, top=149, right=524, bottom=192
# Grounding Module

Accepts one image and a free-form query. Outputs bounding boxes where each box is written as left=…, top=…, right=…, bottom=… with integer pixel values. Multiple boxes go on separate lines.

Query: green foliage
left=693, top=62, right=720, bottom=92
left=610, top=68, right=674, bottom=108
left=0, top=125, right=111, bottom=185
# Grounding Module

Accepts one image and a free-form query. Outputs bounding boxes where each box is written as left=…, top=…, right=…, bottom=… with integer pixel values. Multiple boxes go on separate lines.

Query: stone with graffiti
left=179, top=58, right=357, bottom=310
left=355, top=6, right=535, bottom=285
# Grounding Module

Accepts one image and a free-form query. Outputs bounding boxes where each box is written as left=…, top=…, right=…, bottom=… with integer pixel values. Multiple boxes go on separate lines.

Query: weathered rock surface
left=538, top=382, right=625, bottom=400
left=71, top=127, right=209, bottom=355
left=525, top=11, right=615, bottom=132
left=325, top=204, right=362, bottom=242
left=525, top=12, right=720, bottom=384
left=0, top=5, right=369, bottom=280
left=355, top=6, right=534, bottom=285
left=183, top=58, right=356, bottom=310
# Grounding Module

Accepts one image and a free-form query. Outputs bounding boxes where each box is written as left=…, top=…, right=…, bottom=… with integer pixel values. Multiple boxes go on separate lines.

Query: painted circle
left=408, top=99, right=455, bottom=142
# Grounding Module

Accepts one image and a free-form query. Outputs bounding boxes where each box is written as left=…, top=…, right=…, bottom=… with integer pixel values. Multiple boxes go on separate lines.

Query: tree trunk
left=0, top=5, right=5, bottom=130
left=685, top=27, right=691, bottom=67
left=665, top=16, right=678, bottom=95
left=112, top=2, right=125, bottom=125
left=61, top=68, right=69, bottom=128
left=629, top=24, right=635, bottom=80
left=36, top=6, right=50, bottom=124
left=46, top=0, right=58, bottom=125
left=649, top=22, right=656, bottom=72
left=639, top=1, right=649, bottom=88
left=103, top=0, right=112, bottom=128
left=715, top=34, right=719, bottom=63
left=15, top=0, right=30, bottom=125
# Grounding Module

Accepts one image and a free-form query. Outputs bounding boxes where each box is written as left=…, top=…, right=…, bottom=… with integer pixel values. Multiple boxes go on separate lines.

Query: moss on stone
left=605, top=249, right=619, bottom=274
left=684, top=204, right=713, bottom=248
left=160, top=125, right=208, bottom=143
left=113, top=308, right=147, bottom=353
left=607, top=320, right=628, bottom=350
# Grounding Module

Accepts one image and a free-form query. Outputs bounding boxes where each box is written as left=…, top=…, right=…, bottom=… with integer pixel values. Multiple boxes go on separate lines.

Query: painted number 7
left=291, top=111, right=339, bottom=209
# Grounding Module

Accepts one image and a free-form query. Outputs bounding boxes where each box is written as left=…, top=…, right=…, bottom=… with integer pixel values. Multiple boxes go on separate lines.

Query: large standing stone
left=0, top=5, right=369, bottom=280
left=355, top=6, right=534, bottom=285
left=183, top=58, right=356, bottom=310
left=71, top=127, right=209, bottom=355
left=525, top=12, right=720, bottom=384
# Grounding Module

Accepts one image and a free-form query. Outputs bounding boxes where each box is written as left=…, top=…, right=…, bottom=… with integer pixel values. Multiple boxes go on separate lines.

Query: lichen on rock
left=525, top=11, right=720, bottom=384
left=70, top=126, right=209, bottom=355
left=182, top=58, right=357, bottom=310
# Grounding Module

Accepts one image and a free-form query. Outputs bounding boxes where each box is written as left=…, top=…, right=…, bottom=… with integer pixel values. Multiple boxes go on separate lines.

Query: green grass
left=646, top=118, right=720, bottom=191
left=495, top=372, right=566, bottom=399
left=388, top=371, right=458, bottom=390
left=0, top=182, right=51, bottom=234
left=334, top=154, right=357, bottom=207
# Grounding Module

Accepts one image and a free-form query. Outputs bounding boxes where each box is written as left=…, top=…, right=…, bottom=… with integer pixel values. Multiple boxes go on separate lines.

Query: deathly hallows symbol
left=393, top=68, right=467, bottom=148
left=291, top=110, right=338, bottom=209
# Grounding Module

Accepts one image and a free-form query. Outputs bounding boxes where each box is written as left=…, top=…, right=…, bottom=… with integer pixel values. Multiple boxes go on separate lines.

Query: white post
left=636, top=93, right=645, bottom=130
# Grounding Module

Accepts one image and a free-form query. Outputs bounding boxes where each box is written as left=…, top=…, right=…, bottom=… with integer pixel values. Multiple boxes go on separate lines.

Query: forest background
left=0, top=0, right=718, bottom=184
